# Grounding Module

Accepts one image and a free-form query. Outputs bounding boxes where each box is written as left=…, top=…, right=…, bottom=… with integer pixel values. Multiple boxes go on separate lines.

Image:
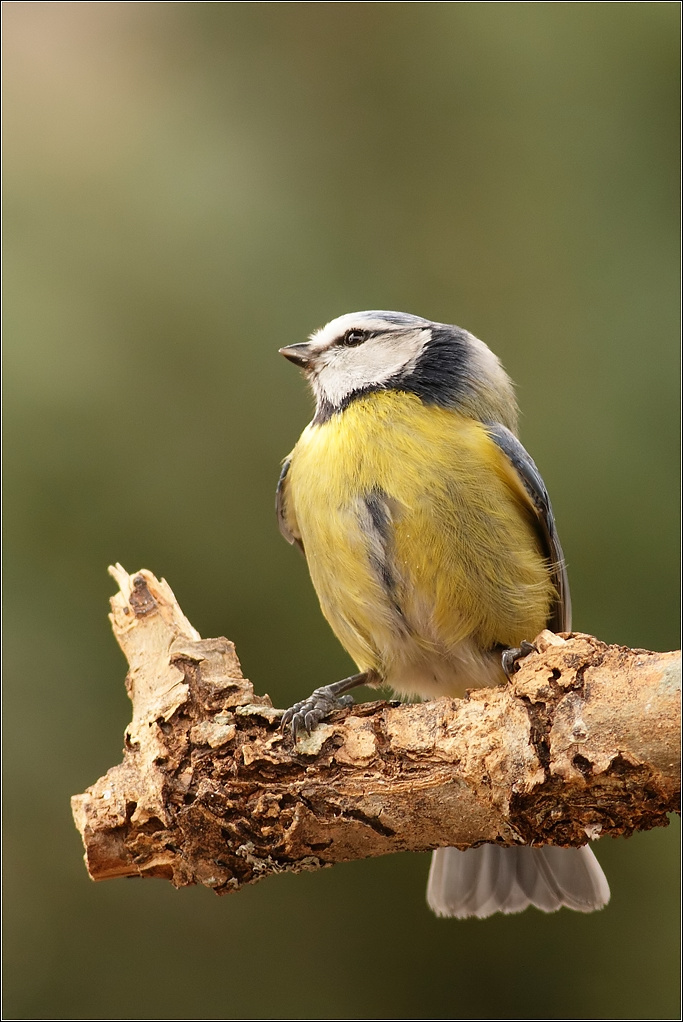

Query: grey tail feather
left=426, top=844, right=610, bottom=919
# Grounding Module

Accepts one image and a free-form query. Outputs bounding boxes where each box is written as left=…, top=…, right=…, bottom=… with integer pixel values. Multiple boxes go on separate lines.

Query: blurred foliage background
left=3, top=2, right=680, bottom=1019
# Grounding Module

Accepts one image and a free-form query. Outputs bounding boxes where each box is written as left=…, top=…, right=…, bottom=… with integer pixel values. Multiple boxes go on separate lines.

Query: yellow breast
left=286, top=391, right=554, bottom=693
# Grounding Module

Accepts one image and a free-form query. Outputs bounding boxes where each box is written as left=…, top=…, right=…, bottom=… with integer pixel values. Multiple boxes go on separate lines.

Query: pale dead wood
left=71, top=566, right=681, bottom=895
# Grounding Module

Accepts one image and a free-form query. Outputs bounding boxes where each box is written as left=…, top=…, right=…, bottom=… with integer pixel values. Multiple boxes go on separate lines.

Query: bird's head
left=280, top=310, right=518, bottom=431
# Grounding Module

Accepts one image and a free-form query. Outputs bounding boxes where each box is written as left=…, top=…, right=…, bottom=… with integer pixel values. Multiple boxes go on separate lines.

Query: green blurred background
left=3, top=2, right=680, bottom=1019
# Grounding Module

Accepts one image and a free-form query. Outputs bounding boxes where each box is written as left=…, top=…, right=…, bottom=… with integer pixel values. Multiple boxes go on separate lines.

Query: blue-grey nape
left=389, top=324, right=473, bottom=409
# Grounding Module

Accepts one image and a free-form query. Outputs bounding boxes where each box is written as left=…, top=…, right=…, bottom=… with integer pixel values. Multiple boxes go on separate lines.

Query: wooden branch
left=71, top=566, right=681, bottom=895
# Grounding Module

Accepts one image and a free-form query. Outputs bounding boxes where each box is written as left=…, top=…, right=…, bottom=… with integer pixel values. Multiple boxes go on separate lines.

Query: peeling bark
left=71, top=565, right=681, bottom=895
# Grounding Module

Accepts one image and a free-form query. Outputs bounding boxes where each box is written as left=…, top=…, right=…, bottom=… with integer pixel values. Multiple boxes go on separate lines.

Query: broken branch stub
left=70, top=565, right=681, bottom=895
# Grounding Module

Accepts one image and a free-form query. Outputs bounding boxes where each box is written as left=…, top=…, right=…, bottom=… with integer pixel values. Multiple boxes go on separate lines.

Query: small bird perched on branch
left=276, top=310, right=610, bottom=918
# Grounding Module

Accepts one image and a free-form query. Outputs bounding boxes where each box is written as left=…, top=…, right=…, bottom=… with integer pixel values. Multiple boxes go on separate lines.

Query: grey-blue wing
left=276, top=457, right=305, bottom=555
left=484, top=422, right=571, bottom=633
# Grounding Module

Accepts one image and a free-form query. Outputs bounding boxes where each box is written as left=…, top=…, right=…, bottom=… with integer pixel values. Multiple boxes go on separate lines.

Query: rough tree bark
left=71, top=565, right=680, bottom=895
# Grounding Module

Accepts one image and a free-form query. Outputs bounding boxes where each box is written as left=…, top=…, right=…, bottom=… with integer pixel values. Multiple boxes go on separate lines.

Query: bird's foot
left=281, top=686, right=354, bottom=740
left=281, top=673, right=367, bottom=740
left=501, top=640, right=538, bottom=681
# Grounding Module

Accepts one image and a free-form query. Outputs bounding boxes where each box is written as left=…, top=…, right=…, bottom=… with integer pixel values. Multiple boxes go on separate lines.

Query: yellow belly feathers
left=285, top=391, right=554, bottom=697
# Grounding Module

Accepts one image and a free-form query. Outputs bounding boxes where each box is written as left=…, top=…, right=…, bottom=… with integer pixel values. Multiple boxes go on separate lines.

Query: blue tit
left=277, top=310, right=610, bottom=919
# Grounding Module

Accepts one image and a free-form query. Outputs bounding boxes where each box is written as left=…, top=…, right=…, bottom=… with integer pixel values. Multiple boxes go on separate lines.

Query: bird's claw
left=501, top=640, right=538, bottom=680
left=281, top=685, right=355, bottom=740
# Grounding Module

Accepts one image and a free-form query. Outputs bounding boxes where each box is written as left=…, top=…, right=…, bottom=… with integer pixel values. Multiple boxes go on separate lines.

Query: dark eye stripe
left=338, top=329, right=367, bottom=347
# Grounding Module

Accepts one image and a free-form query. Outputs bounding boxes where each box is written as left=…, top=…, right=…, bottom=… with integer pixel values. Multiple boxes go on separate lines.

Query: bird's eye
left=340, top=329, right=367, bottom=347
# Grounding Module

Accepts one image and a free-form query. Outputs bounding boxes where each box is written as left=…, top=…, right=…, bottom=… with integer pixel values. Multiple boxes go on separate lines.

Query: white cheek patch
left=313, top=329, right=429, bottom=408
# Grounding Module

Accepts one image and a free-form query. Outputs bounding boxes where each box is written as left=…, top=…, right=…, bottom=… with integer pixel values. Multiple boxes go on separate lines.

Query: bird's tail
left=426, top=843, right=610, bottom=919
